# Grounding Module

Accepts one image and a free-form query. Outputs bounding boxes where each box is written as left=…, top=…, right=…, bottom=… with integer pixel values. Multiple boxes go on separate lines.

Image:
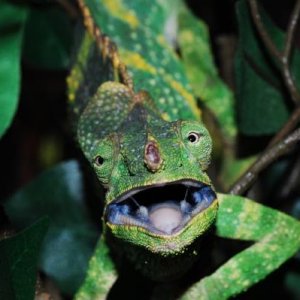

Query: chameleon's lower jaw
left=105, top=180, right=216, bottom=236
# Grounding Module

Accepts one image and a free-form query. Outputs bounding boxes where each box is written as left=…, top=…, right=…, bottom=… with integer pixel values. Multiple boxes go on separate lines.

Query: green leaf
left=22, top=6, right=73, bottom=70
left=235, top=0, right=292, bottom=135
left=0, top=1, right=28, bottom=138
left=0, top=218, right=49, bottom=300
left=219, top=152, right=256, bottom=191
left=285, top=272, right=300, bottom=299
left=178, top=4, right=236, bottom=141
left=4, top=160, right=98, bottom=295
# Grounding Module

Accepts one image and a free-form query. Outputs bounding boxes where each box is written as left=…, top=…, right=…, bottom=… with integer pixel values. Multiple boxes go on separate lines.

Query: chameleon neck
left=109, top=228, right=214, bottom=282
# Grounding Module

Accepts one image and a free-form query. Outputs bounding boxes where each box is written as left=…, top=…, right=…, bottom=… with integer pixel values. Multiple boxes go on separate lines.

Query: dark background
left=0, top=0, right=299, bottom=299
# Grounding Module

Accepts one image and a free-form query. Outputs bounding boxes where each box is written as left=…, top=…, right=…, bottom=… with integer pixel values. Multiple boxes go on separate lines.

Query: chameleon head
left=86, top=102, right=218, bottom=255
left=77, top=81, right=218, bottom=255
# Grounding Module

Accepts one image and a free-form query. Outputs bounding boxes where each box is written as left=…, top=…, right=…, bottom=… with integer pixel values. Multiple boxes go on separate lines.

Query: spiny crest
left=77, top=0, right=201, bottom=121
left=77, top=0, right=133, bottom=90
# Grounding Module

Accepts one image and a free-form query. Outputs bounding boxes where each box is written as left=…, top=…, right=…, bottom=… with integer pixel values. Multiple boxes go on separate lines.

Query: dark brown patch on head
left=144, top=141, right=163, bottom=172
left=133, top=90, right=149, bottom=104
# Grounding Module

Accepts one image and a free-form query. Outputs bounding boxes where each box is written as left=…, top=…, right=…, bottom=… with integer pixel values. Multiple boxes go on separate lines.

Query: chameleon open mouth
left=106, top=180, right=217, bottom=236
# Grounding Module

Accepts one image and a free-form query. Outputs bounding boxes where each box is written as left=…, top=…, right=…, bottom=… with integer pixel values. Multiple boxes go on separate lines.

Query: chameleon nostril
left=144, top=141, right=163, bottom=172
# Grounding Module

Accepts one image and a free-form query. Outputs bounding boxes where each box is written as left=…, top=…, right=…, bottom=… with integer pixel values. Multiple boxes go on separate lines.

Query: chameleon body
left=68, top=0, right=300, bottom=299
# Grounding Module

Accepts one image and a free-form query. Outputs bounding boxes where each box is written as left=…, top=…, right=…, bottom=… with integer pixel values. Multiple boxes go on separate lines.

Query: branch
left=282, top=0, right=300, bottom=104
left=230, top=1, right=300, bottom=195
left=229, top=128, right=300, bottom=195
left=278, top=153, right=300, bottom=198
left=284, top=0, right=300, bottom=62
left=248, top=0, right=282, bottom=61
left=56, top=0, right=79, bottom=18
left=268, top=106, right=300, bottom=147
left=248, top=0, right=300, bottom=104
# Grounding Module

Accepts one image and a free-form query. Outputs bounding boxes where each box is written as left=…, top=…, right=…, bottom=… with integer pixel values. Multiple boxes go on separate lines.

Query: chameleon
left=67, top=0, right=300, bottom=299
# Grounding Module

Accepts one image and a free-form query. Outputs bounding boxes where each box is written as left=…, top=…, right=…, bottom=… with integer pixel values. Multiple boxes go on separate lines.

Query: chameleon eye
left=90, top=134, right=117, bottom=184
left=94, top=155, right=104, bottom=166
left=187, top=132, right=201, bottom=143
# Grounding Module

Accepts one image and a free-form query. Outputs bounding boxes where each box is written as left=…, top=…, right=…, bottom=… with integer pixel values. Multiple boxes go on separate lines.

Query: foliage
left=0, top=0, right=299, bottom=298
left=178, top=4, right=236, bottom=141
left=4, top=161, right=98, bottom=295
left=235, top=0, right=295, bottom=135
left=0, top=0, right=28, bottom=138
left=0, top=218, right=49, bottom=300
left=22, top=6, right=73, bottom=70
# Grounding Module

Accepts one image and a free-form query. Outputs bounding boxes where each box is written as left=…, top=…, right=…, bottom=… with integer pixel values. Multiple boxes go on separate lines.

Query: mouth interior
left=106, top=181, right=216, bottom=235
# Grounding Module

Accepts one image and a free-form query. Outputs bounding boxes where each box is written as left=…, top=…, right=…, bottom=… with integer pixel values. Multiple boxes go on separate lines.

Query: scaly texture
left=178, top=4, right=236, bottom=141
left=70, top=0, right=200, bottom=123
left=68, top=1, right=300, bottom=299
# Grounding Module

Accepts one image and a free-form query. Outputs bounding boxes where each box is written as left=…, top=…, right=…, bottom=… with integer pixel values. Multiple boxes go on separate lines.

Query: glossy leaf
left=221, top=153, right=256, bottom=191
left=0, top=1, right=28, bottom=138
left=0, top=218, right=49, bottom=300
left=4, top=160, right=98, bottom=295
left=22, top=6, right=73, bottom=70
left=235, top=0, right=293, bottom=135
left=178, top=4, right=236, bottom=141
left=285, top=272, right=300, bottom=299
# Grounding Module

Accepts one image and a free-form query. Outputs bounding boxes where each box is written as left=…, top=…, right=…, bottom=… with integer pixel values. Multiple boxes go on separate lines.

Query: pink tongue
left=149, top=206, right=183, bottom=234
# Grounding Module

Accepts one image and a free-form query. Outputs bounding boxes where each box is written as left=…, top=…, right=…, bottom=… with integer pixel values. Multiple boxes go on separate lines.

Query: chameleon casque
left=67, top=0, right=300, bottom=299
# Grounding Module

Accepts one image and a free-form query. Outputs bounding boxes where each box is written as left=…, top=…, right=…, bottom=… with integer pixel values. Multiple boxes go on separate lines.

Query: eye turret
left=180, top=121, right=212, bottom=170
left=94, top=155, right=104, bottom=166
left=92, top=136, right=117, bottom=184
left=187, top=132, right=201, bottom=143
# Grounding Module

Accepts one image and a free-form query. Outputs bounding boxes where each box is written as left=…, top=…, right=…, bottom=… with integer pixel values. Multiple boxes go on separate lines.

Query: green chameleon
left=67, top=0, right=300, bottom=299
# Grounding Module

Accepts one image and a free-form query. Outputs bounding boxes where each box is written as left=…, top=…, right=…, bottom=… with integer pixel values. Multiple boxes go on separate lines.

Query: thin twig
left=278, top=153, right=300, bottom=198
left=230, top=1, right=300, bottom=195
left=268, top=106, right=300, bottom=147
left=282, top=67, right=300, bottom=104
left=56, top=0, right=79, bottom=18
left=248, top=0, right=282, bottom=61
left=228, top=94, right=300, bottom=196
left=248, top=0, right=300, bottom=104
left=284, top=0, right=300, bottom=62
left=282, top=0, right=300, bottom=103
left=229, top=128, right=300, bottom=195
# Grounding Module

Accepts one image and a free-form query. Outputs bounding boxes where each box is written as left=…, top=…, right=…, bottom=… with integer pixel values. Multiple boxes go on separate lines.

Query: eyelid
left=94, top=155, right=104, bottom=166
left=187, top=131, right=201, bottom=143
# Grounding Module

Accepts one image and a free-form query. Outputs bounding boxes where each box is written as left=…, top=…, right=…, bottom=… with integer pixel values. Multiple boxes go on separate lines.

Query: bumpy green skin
left=70, top=0, right=200, bottom=122
left=181, top=194, right=300, bottom=299
left=177, top=5, right=236, bottom=141
left=69, top=1, right=300, bottom=299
